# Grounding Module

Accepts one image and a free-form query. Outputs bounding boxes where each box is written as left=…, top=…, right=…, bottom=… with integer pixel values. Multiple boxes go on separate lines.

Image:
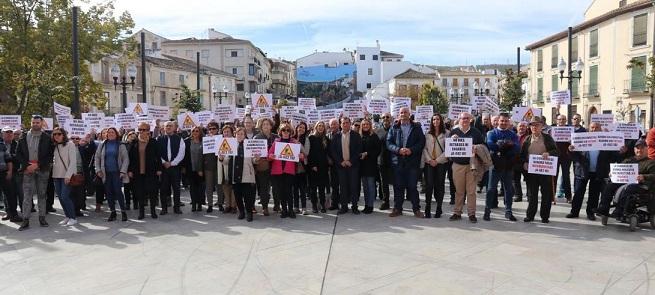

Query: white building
left=296, top=51, right=354, bottom=68
left=355, top=45, right=382, bottom=92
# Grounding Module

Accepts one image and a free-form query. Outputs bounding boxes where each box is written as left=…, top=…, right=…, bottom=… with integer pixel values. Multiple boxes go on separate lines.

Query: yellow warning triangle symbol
left=280, top=144, right=294, bottom=157
left=133, top=104, right=144, bottom=115
left=255, top=95, right=268, bottom=107
left=522, top=108, right=534, bottom=121
left=183, top=114, right=195, bottom=127
left=219, top=139, right=233, bottom=154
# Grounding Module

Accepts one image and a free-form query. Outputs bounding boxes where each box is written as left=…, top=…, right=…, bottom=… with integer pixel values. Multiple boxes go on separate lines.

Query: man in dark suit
left=157, top=121, right=185, bottom=214
left=386, top=107, right=426, bottom=218
left=329, top=117, right=362, bottom=214
left=567, top=122, right=621, bottom=220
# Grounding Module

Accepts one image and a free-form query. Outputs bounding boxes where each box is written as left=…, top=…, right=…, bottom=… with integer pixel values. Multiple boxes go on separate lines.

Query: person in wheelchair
left=596, top=138, right=655, bottom=219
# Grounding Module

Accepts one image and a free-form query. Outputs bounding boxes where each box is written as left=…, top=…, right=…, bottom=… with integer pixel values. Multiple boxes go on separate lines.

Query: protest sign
left=448, top=104, right=473, bottom=120
left=320, top=109, right=339, bottom=123
left=610, top=122, right=640, bottom=140
left=298, top=98, right=316, bottom=112
left=366, top=99, right=390, bottom=114
left=126, top=103, right=149, bottom=116
left=610, top=163, right=639, bottom=184
left=551, top=126, right=574, bottom=142
left=290, top=112, right=308, bottom=126
left=390, top=97, right=411, bottom=117
left=0, top=115, right=21, bottom=130
left=202, top=136, right=219, bottom=154
left=445, top=137, right=473, bottom=157
left=528, top=155, right=559, bottom=176
left=82, top=113, right=105, bottom=130
left=244, top=139, right=268, bottom=158
left=216, top=137, right=238, bottom=156
left=512, top=107, right=542, bottom=122
left=571, top=131, right=624, bottom=151
left=53, top=102, right=71, bottom=115
left=251, top=93, right=273, bottom=108
left=596, top=132, right=624, bottom=151
left=415, top=105, right=434, bottom=121
left=214, top=105, right=236, bottom=123
left=65, top=119, right=90, bottom=137
left=114, top=113, right=136, bottom=130
left=343, top=102, right=364, bottom=119
left=102, top=117, right=116, bottom=129
left=195, top=111, right=214, bottom=126
left=307, top=110, right=320, bottom=126
left=235, top=108, right=246, bottom=120
left=178, top=112, right=199, bottom=130
left=590, top=114, right=614, bottom=128
left=280, top=106, right=299, bottom=118
left=148, top=105, right=170, bottom=121
left=273, top=142, right=301, bottom=162
left=56, top=114, right=72, bottom=127
left=550, top=90, right=571, bottom=106
left=43, top=118, right=54, bottom=131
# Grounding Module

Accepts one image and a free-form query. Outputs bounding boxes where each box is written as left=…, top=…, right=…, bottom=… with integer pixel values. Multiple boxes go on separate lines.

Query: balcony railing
left=583, top=84, right=600, bottom=98
left=624, top=79, right=648, bottom=94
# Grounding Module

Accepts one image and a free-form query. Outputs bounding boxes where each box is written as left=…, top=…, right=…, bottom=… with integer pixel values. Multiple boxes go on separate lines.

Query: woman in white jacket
left=227, top=127, right=258, bottom=221
left=52, top=127, right=79, bottom=226
left=421, top=114, right=449, bottom=218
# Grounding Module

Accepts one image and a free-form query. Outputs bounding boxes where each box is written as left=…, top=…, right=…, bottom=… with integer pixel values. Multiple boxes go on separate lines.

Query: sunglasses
left=52, top=133, right=63, bottom=136
left=72, top=138, right=80, bottom=140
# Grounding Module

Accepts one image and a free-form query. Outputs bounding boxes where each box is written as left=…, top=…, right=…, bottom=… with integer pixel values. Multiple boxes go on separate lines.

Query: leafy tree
left=499, top=68, right=527, bottom=112
left=0, top=0, right=135, bottom=120
left=418, top=83, right=448, bottom=114
left=275, top=97, right=289, bottom=109
left=174, top=85, right=202, bottom=114
left=627, top=56, right=655, bottom=92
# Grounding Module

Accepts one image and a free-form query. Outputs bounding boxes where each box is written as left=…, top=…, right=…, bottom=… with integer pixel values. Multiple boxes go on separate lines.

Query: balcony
left=583, top=84, right=600, bottom=99
left=624, top=79, right=649, bottom=94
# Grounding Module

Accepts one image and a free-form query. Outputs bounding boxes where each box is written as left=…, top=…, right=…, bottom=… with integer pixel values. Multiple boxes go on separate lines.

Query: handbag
left=57, top=145, right=85, bottom=187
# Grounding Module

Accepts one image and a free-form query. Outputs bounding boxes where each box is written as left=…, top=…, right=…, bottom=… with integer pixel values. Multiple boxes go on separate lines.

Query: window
left=551, top=74, right=558, bottom=94
left=463, top=89, right=469, bottom=96
left=589, top=65, right=598, bottom=94
left=631, top=56, right=647, bottom=92
left=537, top=49, right=543, bottom=72
left=452, top=79, right=459, bottom=87
left=249, top=82, right=256, bottom=93
left=159, top=72, right=166, bottom=85
left=179, top=74, right=184, bottom=85
left=366, top=83, right=372, bottom=89
left=236, top=83, right=244, bottom=91
left=248, top=64, right=255, bottom=76
left=160, top=91, right=166, bottom=106
left=373, top=55, right=378, bottom=61
left=359, top=54, right=365, bottom=60
left=442, top=79, right=448, bottom=87
left=368, top=68, right=373, bottom=75
left=199, top=77, right=203, bottom=90
left=344, top=62, right=349, bottom=65
left=231, top=51, right=238, bottom=57
left=232, top=68, right=238, bottom=75
left=551, top=45, right=558, bottom=69
left=201, top=49, right=210, bottom=58
left=590, top=29, right=599, bottom=58
left=633, top=13, right=648, bottom=47
left=151, top=42, right=158, bottom=50
left=571, top=36, right=578, bottom=60
left=537, top=77, right=543, bottom=101
left=463, top=78, right=469, bottom=87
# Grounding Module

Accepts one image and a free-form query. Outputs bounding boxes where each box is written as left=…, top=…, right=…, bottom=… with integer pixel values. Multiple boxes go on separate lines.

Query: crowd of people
left=1, top=108, right=655, bottom=231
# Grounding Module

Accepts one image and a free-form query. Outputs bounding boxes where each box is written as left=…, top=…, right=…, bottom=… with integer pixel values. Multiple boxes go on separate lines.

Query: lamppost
left=212, top=85, right=229, bottom=105
left=558, top=56, right=584, bottom=125
left=449, top=88, right=463, bottom=104
left=111, top=63, right=137, bottom=111
left=244, top=92, right=251, bottom=107
left=473, top=81, right=489, bottom=97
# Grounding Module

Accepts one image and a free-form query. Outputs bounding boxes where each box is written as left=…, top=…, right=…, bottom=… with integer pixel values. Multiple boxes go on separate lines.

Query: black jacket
left=128, top=139, right=162, bottom=176
left=360, top=132, right=381, bottom=176
left=386, top=121, right=426, bottom=169
left=15, top=132, right=53, bottom=172
left=329, top=130, right=363, bottom=169
left=571, top=150, right=620, bottom=180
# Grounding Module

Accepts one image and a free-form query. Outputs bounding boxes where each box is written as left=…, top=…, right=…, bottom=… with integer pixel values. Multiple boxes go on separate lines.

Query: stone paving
left=1, top=187, right=654, bottom=295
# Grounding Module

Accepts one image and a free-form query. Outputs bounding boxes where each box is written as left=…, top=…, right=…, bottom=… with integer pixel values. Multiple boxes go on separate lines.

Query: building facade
left=270, top=58, right=297, bottom=99
left=296, top=51, right=354, bottom=68
left=525, top=0, right=653, bottom=127
left=437, top=69, right=499, bottom=104
left=388, top=69, right=437, bottom=105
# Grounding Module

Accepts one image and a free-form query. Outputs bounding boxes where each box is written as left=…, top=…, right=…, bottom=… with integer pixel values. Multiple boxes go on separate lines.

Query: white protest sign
left=252, top=107, right=274, bottom=120
left=570, top=132, right=597, bottom=151
left=217, top=137, right=238, bottom=156
left=148, top=105, right=170, bottom=121
left=114, top=113, right=136, bottom=130
left=596, top=131, right=624, bottom=151
left=448, top=104, right=473, bottom=120
left=610, top=163, right=639, bottom=184
left=307, top=110, right=320, bottom=126
left=298, top=98, right=316, bottom=112
left=202, top=135, right=219, bottom=155
left=178, top=112, right=199, bottom=130
left=65, top=119, right=90, bottom=137
left=590, top=114, right=614, bottom=128
left=366, top=99, right=390, bottom=115
left=56, top=114, right=72, bottom=127
left=290, top=112, right=308, bottom=125
left=251, top=93, right=273, bottom=108
left=43, top=118, right=54, bottom=131
left=53, top=102, right=71, bottom=115
left=0, top=115, right=21, bottom=130
left=550, top=90, right=571, bottom=106
left=102, top=117, right=116, bottom=129
left=126, top=103, right=149, bottom=116
left=213, top=105, right=236, bottom=123
left=528, top=155, right=559, bottom=176
left=82, top=113, right=105, bottom=130
left=235, top=108, right=246, bottom=120
left=415, top=105, right=434, bottom=121
left=571, top=132, right=624, bottom=151
left=610, top=122, right=640, bottom=140
left=551, top=126, right=574, bottom=142
left=445, top=137, right=473, bottom=157
left=273, top=142, right=301, bottom=162
left=473, top=96, right=499, bottom=115
left=512, top=107, right=542, bottom=122
left=280, top=106, right=299, bottom=118
left=195, top=110, right=214, bottom=126
left=320, top=109, right=339, bottom=123
left=343, top=102, right=364, bottom=119
left=244, top=139, right=268, bottom=158
left=420, top=120, right=431, bottom=135
left=390, top=97, right=411, bottom=117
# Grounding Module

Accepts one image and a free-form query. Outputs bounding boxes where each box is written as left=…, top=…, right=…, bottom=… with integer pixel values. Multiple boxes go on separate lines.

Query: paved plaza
left=1, top=187, right=655, bottom=295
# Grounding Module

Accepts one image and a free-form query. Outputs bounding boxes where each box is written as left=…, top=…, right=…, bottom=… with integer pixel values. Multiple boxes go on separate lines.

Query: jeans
left=486, top=168, right=514, bottom=214
left=104, top=171, right=126, bottom=212
left=362, top=176, right=377, bottom=207
left=392, top=166, right=420, bottom=211
left=53, top=178, right=75, bottom=219
left=556, top=159, right=572, bottom=199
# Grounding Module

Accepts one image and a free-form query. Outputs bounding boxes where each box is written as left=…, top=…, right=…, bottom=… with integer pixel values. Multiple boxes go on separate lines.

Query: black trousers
left=187, top=171, right=205, bottom=205
left=46, top=176, right=55, bottom=210
left=379, top=165, right=393, bottom=203
left=329, top=165, right=340, bottom=207
left=512, top=169, right=529, bottom=198
left=70, top=185, right=86, bottom=212
left=95, top=180, right=105, bottom=204
left=124, top=182, right=134, bottom=207
left=233, top=183, right=255, bottom=214
left=160, top=166, right=181, bottom=208
left=424, top=164, right=447, bottom=214
left=274, top=174, right=294, bottom=212
left=526, top=174, right=553, bottom=220
left=134, top=174, right=158, bottom=215
left=598, top=183, right=648, bottom=216
left=337, top=166, right=359, bottom=208
left=293, top=173, right=307, bottom=209
left=255, top=170, right=272, bottom=207
left=1, top=171, right=19, bottom=217
left=571, top=173, right=605, bottom=216
left=446, top=162, right=456, bottom=203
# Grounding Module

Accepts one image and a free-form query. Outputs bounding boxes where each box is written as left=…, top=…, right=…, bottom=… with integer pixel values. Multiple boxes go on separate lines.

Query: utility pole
left=72, top=6, right=80, bottom=117
left=141, top=32, right=147, bottom=103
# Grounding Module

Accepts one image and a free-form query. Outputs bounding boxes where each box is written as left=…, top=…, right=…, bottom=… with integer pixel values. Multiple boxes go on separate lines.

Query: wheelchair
left=600, top=187, right=655, bottom=232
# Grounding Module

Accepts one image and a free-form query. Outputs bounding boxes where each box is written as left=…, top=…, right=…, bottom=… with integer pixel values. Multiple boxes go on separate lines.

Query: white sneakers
left=60, top=218, right=78, bottom=226
left=66, top=219, right=78, bottom=226
left=59, top=218, right=70, bottom=225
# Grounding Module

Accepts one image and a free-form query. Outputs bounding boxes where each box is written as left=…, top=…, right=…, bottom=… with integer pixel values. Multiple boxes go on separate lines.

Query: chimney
left=376, top=40, right=380, bottom=48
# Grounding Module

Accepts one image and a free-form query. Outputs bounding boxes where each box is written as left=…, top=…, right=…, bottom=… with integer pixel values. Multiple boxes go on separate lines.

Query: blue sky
left=101, top=0, right=593, bottom=66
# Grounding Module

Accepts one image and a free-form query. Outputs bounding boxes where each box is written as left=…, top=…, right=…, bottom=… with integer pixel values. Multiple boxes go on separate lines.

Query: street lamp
left=112, top=63, right=137, bottom=111
left=558, top=56, right=584, bottom=124
left=449, top=88, right=463, bottom=104
left=244, top=92, right=251, bottom=107
left=213, top=85, right=229, bottom=105
left=473, top=81, right=487, bottom=97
